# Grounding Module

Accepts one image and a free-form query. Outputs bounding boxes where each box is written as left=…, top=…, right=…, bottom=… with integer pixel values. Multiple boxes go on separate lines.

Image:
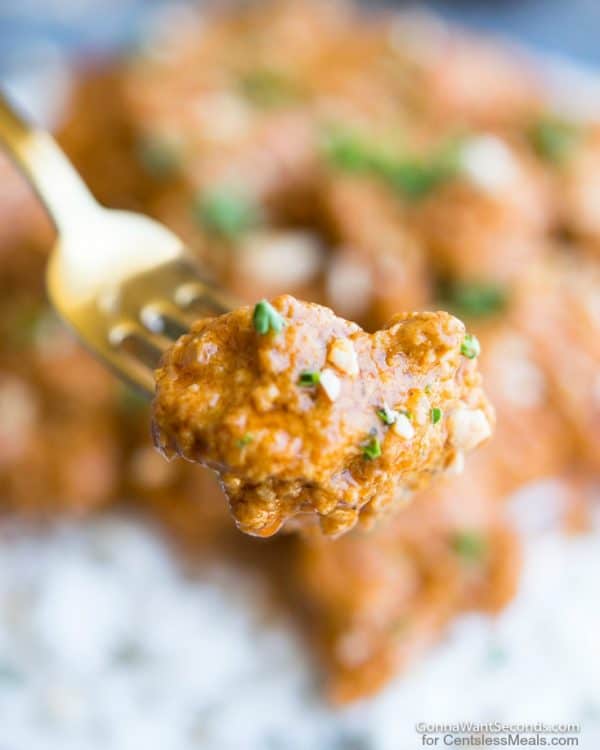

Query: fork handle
left=0, top=90, right=98, bottom=233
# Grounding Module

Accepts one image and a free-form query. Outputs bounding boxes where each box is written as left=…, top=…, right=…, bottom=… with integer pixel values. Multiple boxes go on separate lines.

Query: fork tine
left=106, top=321, right=173, bottom=396
left=112, top=355, right=156, bottom=396
left=139, top=301, right=191, bottom=341
left=110, top=320, right=170, bottom=357
left=50, top=259, right=239, bottom=399
left=0, top=93, right=240, bottom=399
left=173, top=281, right=236, bottom=318
left=98, top=262, right=239, bottom=390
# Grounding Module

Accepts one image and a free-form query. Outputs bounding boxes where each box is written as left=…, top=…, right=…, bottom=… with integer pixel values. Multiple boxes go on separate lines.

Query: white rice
left=0, top=501, right=598, bottom=750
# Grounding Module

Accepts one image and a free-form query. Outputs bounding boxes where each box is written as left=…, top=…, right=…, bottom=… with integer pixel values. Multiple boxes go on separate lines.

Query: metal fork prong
left=174, top=282, right=213, bottom=308
left=139, top=301, right=190, bottom=341
left=110, top=320, right=170, bottom=358
left=174, top=282, right=236, bottom=318
left=0, top=93, right=240, bottom=399
left=113, top=355, right=156, bottom=396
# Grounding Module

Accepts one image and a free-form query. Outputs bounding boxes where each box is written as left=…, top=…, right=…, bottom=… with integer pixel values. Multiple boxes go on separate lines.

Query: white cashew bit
left=392, top=413, right=415, bottom=440
left=319, top=368, right=342, bottom=402
left=448, top=407, right=492, bottom=453
left=328, top=337, right=360, bottom=377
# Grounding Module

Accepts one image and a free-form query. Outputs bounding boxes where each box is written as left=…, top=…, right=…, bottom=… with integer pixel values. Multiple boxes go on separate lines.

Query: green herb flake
left=431, top=407, right=443, bottom=425
left=381, top=136, right=463, bottom=199
left=195, top=189, right=262, bottom=239
left=461, top=333, right=481, bottom=359
left=376, top=406, right=397, bottom=426
left=236, top=433, right=254, bottom=448
left=362, top=436, right=382, bottom=461
left=384, top=159, right=444, bottom=199
left=252, top=300, right=285, bottom=335
left=323, top=127, right=461, bottom=200
left=298, top=370, right=321, bottom=387
left=451, top=531, right=488, bottom=563
left=323, top=130, right=376, bottom=172
left=529, top=117, right=582, bottom=164
left=441, top=281, right=507, bottom=319
left=238, top=69, right=302, bottom=109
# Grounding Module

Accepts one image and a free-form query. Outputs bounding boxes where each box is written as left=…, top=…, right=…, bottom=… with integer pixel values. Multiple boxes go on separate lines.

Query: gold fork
left=0, top=91, right=237, bottom=395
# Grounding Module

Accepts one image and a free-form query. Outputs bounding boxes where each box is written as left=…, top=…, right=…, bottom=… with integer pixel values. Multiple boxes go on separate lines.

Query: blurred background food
left=0, top=1, right=598, bottom=748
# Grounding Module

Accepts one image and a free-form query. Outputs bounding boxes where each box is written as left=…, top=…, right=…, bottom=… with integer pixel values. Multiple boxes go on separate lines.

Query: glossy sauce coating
left=152, top=295, right=493, bottom=537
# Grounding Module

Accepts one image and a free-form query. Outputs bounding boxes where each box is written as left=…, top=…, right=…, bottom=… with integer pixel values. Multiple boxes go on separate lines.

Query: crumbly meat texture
left=152, top=295, right=493, bottom=537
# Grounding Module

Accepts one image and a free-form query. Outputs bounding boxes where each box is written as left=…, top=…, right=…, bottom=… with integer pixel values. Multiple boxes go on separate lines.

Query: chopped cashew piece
left=328, top=337, right=360, bottom=376
left=448, top=407, right=493, bottom=452
left=446, top=450, right=466, bottom=475
left=152, top=295, right=494, bottom=538
left=460, top=135, right=520, bottom=194
left=320, top=368, right=342, bottom=402
left=392, top=413, right=415, bottom=440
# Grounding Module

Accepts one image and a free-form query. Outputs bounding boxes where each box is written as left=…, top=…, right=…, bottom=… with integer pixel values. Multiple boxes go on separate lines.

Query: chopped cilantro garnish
left=298, top=370, right=321, bottom=387
left=377, top=406, right=397, bottom=425
left=323, top=126, right=461, bottom=199
left=433, top=135, right=468, bottom=174
left=461, top=333, right=481, bottom=359
left=374, top=135, right=461, bottom=197
left=323, top=129, right=384, bottom=172
left=441, top=281, right=507, bottom=319
left=195, top=189, right=261, bottom=239
left=431, top=407, right=442, bottom=425
left=362, top=436, right=382, bottom=460
left=529, top=117, right=581, bottom=164
left=451, top=531, right=488, bottom=563
left=238, top=69, right=302, bottom=108
left=137, top=135, right=182, bottom=178
left=383, top=157, right=453, bottom=199
left=383, top=159, right=438, bottom=198
left=252, top=300, right=285, bottom=335
left=237, top=433, right=254, bottom=448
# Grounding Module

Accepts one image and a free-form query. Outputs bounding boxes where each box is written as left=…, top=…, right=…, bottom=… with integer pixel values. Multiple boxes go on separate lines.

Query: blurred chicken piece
left=322, top=175, right=430, bottom=326
left=410, top=135, right=551, bottom=287
left=473, top=321, right=574, bottom=493
left=0, top=318, right=120, bottom=516
left=0, top=155, right=54, bottom=294
left=552, top=125, right=600, bottom=252
left=293, top=460, right=520, bottom=703
left=510, top=255, right=600, bottom=473
left=389, top=15, right=543, bottom=128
